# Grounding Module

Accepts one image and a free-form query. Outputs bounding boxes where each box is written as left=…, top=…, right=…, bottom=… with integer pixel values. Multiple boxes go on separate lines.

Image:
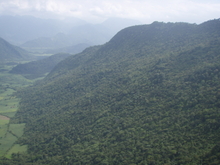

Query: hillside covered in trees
left=3, top=19, right=220, bottom=164
left=10, top=53, right=72, bottom=79
left=0, top=37, right=32, bottom=63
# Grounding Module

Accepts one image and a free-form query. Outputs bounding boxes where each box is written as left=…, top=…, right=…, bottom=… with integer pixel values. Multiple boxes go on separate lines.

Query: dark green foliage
left=9, top=53, right=72, bottom=79
left=203, top=143, right=220, bottom=165
left=7, top=19, right=220, bottom=164
left=0, top=38, right=31, bottom=63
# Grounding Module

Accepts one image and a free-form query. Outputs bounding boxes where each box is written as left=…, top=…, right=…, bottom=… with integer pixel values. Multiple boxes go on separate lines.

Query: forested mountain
left=10, top=53, right=72, bottom=79
left=4, top=19, right=220, bottom=164
left=0, top=37, right=31, bottom=63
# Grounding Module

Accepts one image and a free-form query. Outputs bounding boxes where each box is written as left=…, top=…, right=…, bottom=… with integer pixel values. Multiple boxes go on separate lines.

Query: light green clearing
left=5, top=144, right=27, bottom=159
left=0, top=119, right=9, bottom=126
left=0, top=64, right=33, bottom=159
left=0, top=97, right=19, bottom=118
left=0, top=87, right=25, bottom=158
left=0, top=115, right=26, bottom=158
left=0, top=132, right=17, bottom=156
left=0, top=88, right=15, bottom=97
left=9, top=123, right=26, bottom=138
left=0, top=87, right=19, bottom=118
left=2, top=112, right=16, bottom=118
left=0, top=72, right=33, bottom=89
left=0, top=117, right=26, bottom=158
left=0, top=65, right=12, bottom=73
left=0, top=122, right=8, bottom=138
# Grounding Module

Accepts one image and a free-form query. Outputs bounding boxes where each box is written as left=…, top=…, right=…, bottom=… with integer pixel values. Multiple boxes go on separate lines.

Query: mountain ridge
left=6, top=19, right=220, bottom=164
left=47, top=20, right=220, bottom=80
left=0, top=37, right=32, bottom=63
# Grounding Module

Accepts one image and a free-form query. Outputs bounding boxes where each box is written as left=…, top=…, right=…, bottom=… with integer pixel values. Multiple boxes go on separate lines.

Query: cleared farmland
left=0, top=64, right=33, bottom=158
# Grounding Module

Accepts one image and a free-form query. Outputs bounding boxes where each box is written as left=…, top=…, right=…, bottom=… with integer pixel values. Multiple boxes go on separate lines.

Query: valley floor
left=0, top=64, right=32, bottom=159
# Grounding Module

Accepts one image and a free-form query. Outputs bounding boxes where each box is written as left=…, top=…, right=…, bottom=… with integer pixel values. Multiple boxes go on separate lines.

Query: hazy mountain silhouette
left=21, top=17, right=141, bottom=52
left=0, top=15, right=87, bottom=45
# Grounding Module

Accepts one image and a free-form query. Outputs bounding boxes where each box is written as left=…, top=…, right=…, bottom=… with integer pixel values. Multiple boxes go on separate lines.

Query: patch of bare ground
left=0, top=115, right=9, bottom=120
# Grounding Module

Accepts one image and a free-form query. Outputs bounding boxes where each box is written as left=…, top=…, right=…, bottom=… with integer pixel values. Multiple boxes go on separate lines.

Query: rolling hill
left=4, top=19, right=220, bottom=164
left=0, top=37, right=32, bottom=63
left=10, top=53, right=72, bottom=79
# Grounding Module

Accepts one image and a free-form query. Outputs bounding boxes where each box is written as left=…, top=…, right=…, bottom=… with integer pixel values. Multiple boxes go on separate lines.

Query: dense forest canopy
left=3, top=19, right=220, bottom=164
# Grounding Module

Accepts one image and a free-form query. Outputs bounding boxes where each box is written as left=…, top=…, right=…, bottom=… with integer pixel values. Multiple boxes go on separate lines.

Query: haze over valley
left=0, top=15, right=141, bottom=53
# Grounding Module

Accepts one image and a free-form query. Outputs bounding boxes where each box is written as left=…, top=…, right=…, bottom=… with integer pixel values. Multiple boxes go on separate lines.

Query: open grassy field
left=0, top=93, right=19, bottom=118
left=0, top=63, right=34, bottom=158
left=0, top=132, right=17, bottom=157
left=8, top=123, right=26, bottom=138
left=5, top=144, right=27, bottom=159
left=0, top=118, right=9, bottom=138
left=0, top=93, right=23, bottom=158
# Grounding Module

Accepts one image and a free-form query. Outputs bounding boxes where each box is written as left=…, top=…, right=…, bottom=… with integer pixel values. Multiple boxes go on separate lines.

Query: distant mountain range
left=7, top=19, right=220, bottom=164
left=21, top=17, right=141, bottom=52
left=0, top=15, right=86, bottom=45
left=0, top=37, right=32, bottom=63
left=0, top=15, right=141, bottom=53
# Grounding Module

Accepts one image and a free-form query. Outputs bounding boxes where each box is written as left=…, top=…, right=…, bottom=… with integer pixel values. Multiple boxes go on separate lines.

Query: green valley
left=0, top=37, right=78, bottom=162
left=0, top=64, right=32, bottom=159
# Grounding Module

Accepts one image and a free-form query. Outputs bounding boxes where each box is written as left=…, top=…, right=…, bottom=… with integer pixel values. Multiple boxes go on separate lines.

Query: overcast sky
left=0, top=0, right=219, bottom=24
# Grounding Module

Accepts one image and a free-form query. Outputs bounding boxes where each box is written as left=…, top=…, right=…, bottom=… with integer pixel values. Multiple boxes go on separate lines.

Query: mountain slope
left=10, top=53, right=72, bottom=79
left=0, top=37, right=31, bottom=63
left=7, top=19, right=220, bottom=164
